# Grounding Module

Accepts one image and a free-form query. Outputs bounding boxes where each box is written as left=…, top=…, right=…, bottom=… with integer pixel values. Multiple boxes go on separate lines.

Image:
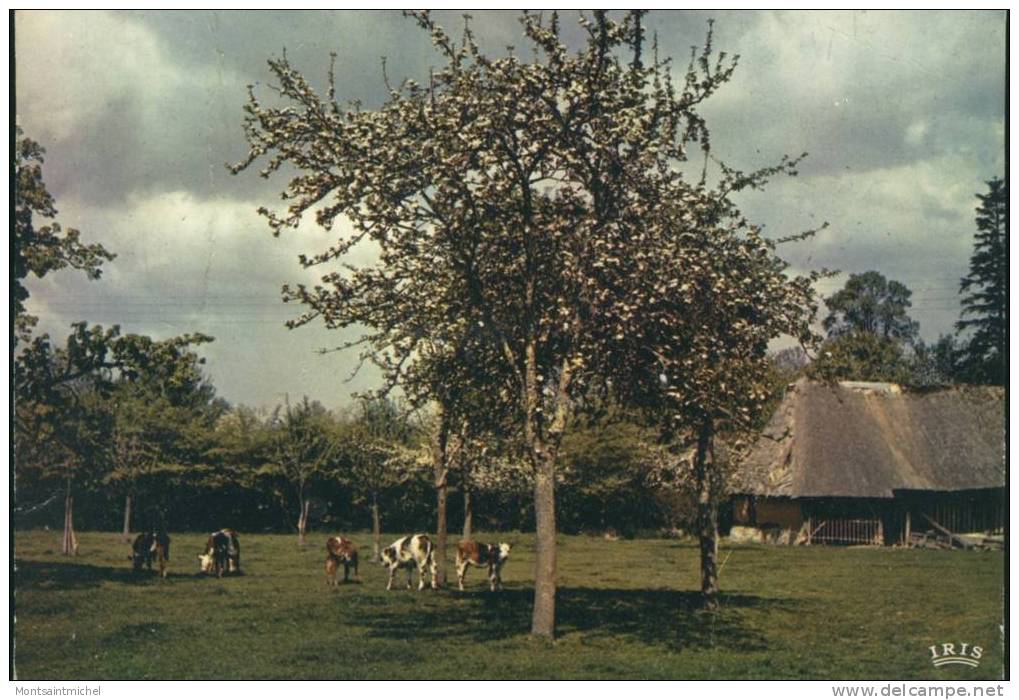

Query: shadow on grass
left=106, top=622, right=172, bottom=643
left=357, top=586, right=782, bottom=652
left=14, top=559, right=192, bottom=590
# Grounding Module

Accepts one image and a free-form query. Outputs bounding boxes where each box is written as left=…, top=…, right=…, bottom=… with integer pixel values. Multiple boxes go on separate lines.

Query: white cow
left=380, top=534, right=437, bottom=591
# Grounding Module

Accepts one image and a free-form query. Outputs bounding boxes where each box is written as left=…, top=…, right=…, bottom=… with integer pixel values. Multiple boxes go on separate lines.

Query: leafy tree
left=811, top=329, right=968, bottom=389
left=13, top=128, right=115, bottom=338
left=452, top=395, right=531, bottom=541
left=104, top=361, right=223, bottom=541
left=263, top=397, right=338, bottom=546
left=822, top=271, right=919, bottom=343
left=606, top=199, right=819, bottom=608
left=810, top=332, right=908, bottom=384
left=380, top=339, right=485, bottom=586
left=957, top=177, right=1007, bottom=385
left=558, top=417, right=655, bottom=537
left=412, top=344, right=519, bottom=585
left=906, top=334, right=961, bottom=388
left=14, top=323, right=214, bottom=553
left=341, top=397, right=420, bottom=560
left=231, top=11, right=817, bottom=634
left=203, top=405, right=279, bottom=530
left=212, top=406, right=273, bottom=468
left=810, top=271, right=970, bottom=387
left=457, top=439, right=504, bottom=539
left=15, top=325, right=118, bottom=553
left=17, top=376, right=112, bottom=555
left=107, top=392, right=162, bottom=542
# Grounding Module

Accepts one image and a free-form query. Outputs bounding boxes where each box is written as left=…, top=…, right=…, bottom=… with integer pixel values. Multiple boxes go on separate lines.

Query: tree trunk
left=694, top=419, right=719, bottom=610
left=371, top=494, right=382, bottom=562
left=61, top=478, right=78, bottom=556
left=462, top=488, right=473, bottom=540
left=531, top=452, right=557, bottom=637
left=297, top=497, right=310, bottom=547
left=524, top=345, right=574, bottom=639
left=433, top=408, right=451, bottom=587
left=121, top=494, right=132, bottom=543
left=436, top=480, right=448, bottom=587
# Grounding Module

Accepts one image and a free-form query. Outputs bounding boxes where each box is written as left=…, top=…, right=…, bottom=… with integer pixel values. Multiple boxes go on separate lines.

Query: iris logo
left=929, top=643, right=982, bottom=668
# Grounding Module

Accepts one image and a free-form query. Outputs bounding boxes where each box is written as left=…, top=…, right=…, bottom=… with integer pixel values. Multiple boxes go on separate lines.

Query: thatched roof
left=737, top=378, right=1005, bottom=498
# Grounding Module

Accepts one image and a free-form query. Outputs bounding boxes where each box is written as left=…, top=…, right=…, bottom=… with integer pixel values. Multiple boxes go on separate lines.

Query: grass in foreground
left=13, top=530, right=1004, bottom=680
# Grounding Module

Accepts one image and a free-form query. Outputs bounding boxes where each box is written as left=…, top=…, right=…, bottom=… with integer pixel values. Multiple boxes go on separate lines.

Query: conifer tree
left=957, top=177, right=1007, bottom=385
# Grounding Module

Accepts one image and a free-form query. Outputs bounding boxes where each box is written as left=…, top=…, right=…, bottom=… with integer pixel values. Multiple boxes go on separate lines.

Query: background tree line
left=14, top=378, right=720, bottom=542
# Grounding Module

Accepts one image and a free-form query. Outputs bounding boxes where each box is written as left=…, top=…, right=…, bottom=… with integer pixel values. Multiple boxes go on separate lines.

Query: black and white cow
left=380, top=534, right=437, bottom=591
left=455, top=540, right=512, bottom=591
left=198, top=528, right=241, bottom=577
left=129, top=531, right=170, bottom=578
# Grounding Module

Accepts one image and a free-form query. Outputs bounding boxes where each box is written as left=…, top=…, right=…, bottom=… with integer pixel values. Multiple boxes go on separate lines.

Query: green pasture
left=12, top=530, right=1004, bottom=680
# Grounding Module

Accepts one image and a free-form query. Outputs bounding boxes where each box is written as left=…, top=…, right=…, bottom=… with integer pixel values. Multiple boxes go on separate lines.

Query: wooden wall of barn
left=729, top=488, right=1004, bottom=546
left=893, top=488, right=1005, bottom=540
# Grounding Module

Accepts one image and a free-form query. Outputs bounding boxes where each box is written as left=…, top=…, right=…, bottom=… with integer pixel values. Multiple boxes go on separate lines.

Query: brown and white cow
left=380, top=534, right=437, bottom=591
left=198, top=528, right=241, bottom=577
left=455, top=540, right=511, bottom=591
left=325, top=535, right=360, bottom=586
left=129, top=531, right=170, bottom=578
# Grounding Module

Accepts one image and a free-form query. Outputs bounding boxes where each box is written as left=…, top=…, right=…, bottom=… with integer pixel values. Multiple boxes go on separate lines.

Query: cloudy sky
left=14, top=10, right=1006, bottom=409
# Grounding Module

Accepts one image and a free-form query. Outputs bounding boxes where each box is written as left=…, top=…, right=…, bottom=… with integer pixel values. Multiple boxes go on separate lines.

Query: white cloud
left=736, top=152, right=988, bottom=340
left=692, top=10, right=1005, bottom=174
left=14, top=10, right=261, bottom=206
left=23, top=191, right=383, bottom=409
left=16, top=12, right=225, bottom=141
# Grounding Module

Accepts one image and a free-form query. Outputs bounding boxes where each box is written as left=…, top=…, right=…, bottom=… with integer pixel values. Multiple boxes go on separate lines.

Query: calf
left=380, top=534, right=437, bottom=591
left=198, top=528, right=241, bottom=577
left=325, top=535, right=360, bottom=586
left=455, top=540, right=511, bottom=591
left=129, top=531, right=170, bottom=578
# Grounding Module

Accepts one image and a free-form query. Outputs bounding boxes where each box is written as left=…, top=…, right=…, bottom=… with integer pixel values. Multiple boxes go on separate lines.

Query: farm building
left=732, top=378, right=1005, bottom=547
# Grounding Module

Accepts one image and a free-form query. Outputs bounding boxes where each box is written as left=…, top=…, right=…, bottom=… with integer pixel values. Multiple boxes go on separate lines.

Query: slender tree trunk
left=433, top=408, right=450, bottom=587
left=436, top=481, right=448, bottom=587
left=462, top=488, right=473, bottom=540
left=297, top=497, right=310, bottom=547
left=371, top=493, right=382, bottom=562
left=694, top=419, right=719, bottom=610
left=62, top=478, right=77, bottom=556
left=121, top=494, right=133, bottom=543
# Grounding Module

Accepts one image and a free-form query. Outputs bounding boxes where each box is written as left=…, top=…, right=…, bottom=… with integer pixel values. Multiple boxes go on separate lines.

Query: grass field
left=12, top=530, right=1005, bottom=680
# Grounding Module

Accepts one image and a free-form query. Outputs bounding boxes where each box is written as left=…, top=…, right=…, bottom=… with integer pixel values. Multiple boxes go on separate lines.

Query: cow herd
left=128, top=529, right=512, bottom=592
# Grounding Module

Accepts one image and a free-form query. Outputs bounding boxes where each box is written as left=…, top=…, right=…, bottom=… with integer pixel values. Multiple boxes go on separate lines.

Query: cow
left=129, top=531, right=170, bottom=578
left=198, top=528, right=241, bottom=577
left=455, top=540, right=512, bottom=592
left=380, top=534, right=437, bottom=591
left=325, top=535, right=360, bottom=586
